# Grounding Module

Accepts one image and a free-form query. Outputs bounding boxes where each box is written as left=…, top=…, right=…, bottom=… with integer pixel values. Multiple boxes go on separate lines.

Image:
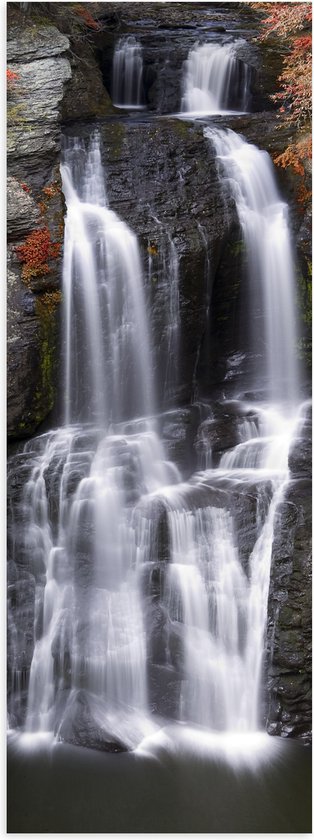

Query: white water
left=24, top=424, right=177, bottom=739
left=21, top=136, right=179, bottom=743
left=112, top=36, right=144, bottom=109
left=206, top=128, right=299, bottom=406
left=154, top=125, right=301, bottom=731
left=8, top=129, right=304, bottom=757
left=162, top=401, right=298, bottom=732
left=181, top=41, right=250, bottom=115
left=61, top=135, right=154, bottom=425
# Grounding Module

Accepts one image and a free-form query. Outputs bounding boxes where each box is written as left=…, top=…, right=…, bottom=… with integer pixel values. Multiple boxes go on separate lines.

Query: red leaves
left=252, top=2, right=312, bottom=129
left=255, top=3, right=312, bottom=39
left=42, top=182, right=60, bottom=199
left=6, top=68, right=19, bottom=85
left=16, top=227, right=61, bottom=282
left=294, top=35, right=312, bottom=50
left=74, top=4, right=101, bottom=30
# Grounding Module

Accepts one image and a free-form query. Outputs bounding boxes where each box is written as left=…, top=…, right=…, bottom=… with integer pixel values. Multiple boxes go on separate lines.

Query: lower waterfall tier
left=8, top=398, right=309, bottom=750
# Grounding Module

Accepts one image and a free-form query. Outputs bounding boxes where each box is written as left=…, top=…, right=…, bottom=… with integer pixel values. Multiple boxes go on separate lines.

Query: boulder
left=57, top=690, right=128, bottom=752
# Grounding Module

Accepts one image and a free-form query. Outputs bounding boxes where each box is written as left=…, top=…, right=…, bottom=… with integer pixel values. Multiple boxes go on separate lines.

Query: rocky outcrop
left=265, top=404, right=312, bottom=742
left=7, top=8, right=71, bottom=438
left=57, top=690, right=128, bottom=753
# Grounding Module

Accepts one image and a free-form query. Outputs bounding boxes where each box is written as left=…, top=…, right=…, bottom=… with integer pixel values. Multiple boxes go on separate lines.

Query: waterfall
left=7, top=128, right=303, bottom=755
left=112, top=36, right=144, bottom=109
left=181, top=41, right=251, bottom=115
left=16, top=135, right=179, bottom=746
left=206, top=128, right=299, bottom=407
left=61, top=135, right=154, bottom=425
left=162, top=400, right=298, bottom=732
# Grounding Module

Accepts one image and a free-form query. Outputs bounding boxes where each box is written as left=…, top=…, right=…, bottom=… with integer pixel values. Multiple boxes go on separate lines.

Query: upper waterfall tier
left=112, top=36, right=145, bottom=109
left=181, top=41, right=251, bottom=115
left=61, top=134, right=154, bottom=426
left=206, top=128, right=299, bottom=407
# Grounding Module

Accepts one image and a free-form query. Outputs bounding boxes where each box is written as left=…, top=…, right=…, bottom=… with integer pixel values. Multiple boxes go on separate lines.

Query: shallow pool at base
left=7, top=730, right=311, bottom=833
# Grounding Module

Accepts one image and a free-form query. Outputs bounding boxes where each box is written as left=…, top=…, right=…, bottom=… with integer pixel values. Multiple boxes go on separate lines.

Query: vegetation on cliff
left=251, top=2, right=312, bottom=174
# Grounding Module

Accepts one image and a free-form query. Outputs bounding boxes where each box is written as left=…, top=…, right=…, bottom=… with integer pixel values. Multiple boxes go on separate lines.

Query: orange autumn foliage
left=6, top=68, right=19, bottom=85
left=74, top=4, right=101, bottom=30
left=16, top=227, right=61, bottom=282
left=251, top=3, right=312, bottom=128
left=250, top=3, right=312, bottom=185
left=274, top=136, right=312, bottom=176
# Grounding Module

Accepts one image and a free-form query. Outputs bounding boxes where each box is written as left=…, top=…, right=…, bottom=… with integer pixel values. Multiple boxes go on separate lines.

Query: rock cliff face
left=7, top=2, right=311, bottom=742
left=7, top=8, right=70, bottom=437
left=265, top=403, right=312, bottom=743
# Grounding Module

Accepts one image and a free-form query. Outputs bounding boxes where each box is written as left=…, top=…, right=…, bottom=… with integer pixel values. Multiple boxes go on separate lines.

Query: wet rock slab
left=57, top=691, right=129, bottom=753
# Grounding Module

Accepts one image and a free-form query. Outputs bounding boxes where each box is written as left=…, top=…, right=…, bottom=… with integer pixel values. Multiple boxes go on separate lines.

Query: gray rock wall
left=7, top=9, right=71, bottom=438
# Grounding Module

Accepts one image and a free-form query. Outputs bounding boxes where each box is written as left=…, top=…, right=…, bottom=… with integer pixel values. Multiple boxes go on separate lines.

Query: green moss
left=296, top=257, right=312, bottom=369
left=29, top=16, right=53, bottom=27
left=297, top=337, right=312, bottom=368
left=105, top=121, right=126, bottom=160
left=7, top=103, right=25, bottom=123
left=230, top=240, right=245, bottom=258
left=169, top=118, right=191, bottom=138
left=297, top=263, right=312, bottom=328
left=32, top=294, right=61, bottom=423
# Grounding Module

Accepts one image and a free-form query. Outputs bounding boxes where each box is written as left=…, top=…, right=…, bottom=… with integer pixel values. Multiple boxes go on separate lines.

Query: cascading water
left=7, top=125, right=303, bottom=756
left=181, top=41, right=251, bottom=115
left=9, top=134, right=179, bottom=748
left=206, top=128, right=299, bottom=406
left=61, top=135, right=154, bottom=425
left=155, top=126, right=301, bottom=734
left=160, top=398, right=298, bottom=735
left=112, top=36, right=144, bottom=109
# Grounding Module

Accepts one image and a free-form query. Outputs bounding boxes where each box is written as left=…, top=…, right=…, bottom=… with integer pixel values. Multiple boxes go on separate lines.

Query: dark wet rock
left=289, top=403, right=312, bottom=479
left=167, top=622, right=186, bottom=674
left=195, top=400, right=260, bottom=466
left=7, top=573, right=36, bottom=725
left=7, top=455, right=35, bottom=514
left=141, top=562, right=166, bottom=602
left=7, top=254, right=60, bottom=439
left=61, top=41, right=113, bottom=122
left=57, top=690, right=129, bottom=753
left=265, top=453, right=312, bottom=742
left=146, top=601, right=170, bottom=667
left=148, top=663, right=181, bottom=718
left=21, top=292, right=36, bottom=316
left=136, top=496, right=171, bottom=564
left=159, top=406, right=203, bottom=477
